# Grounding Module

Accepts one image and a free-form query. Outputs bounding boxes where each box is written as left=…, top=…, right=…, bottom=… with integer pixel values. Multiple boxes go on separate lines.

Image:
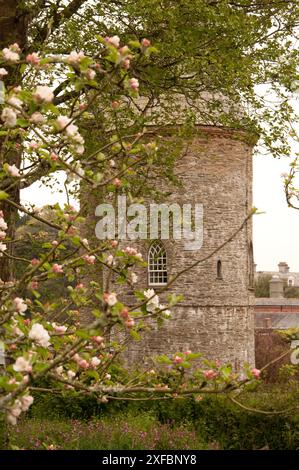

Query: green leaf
left=0, top=191, right=8, bottom=200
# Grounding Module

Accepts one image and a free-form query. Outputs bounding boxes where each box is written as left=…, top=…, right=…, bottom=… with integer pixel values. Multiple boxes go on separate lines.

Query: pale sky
left=21, top=153, right=299, bottom=273
left=253, top=153, right=299, bottom=272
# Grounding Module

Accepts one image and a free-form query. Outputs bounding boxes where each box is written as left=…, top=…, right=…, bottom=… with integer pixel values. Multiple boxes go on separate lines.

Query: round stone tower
left=122, top=125, right=256, bottom=368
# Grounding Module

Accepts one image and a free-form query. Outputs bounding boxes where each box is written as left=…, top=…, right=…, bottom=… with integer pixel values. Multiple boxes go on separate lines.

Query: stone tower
left=84, top=123, right=257, bottom=368
left=122, top=125, right=256, bottom=368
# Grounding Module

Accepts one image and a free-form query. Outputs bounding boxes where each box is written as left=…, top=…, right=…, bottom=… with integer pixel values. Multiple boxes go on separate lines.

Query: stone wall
left=83, top=125, right=256, bottom=367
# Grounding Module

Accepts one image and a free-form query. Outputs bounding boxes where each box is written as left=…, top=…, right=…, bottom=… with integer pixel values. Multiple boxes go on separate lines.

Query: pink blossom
left=78, top=359, right=89, bottom=369
left=120, top=308, right=129, bottom=319
left=173, top=355, right=183, bottom=364
left=24, top=319, right=31, bottom=326
left=26, top=53, right=40, bottom=65
left=204, top=370, right=218, bottom=380
left=52, top=322, right=67, bottom=333
left=111, top=101, right=120, bottom=109
left=52, top=263, right=63, bottom=274
left=129, top=78, right=139, bottom=91
left=29, top=140, right=38, bottom=149
left=119, top=46, right=129, bottom=55
left=105, top=36, right=120, bottom=48
left=79, top=103, right=87, bottom=110
left=83, top=254, right=96, bottom=264
left=125, top=318, right=135, bottom=328
left=31, top=258, right=39, bottom=266
left=184, top=350, right=192, bottom=355
left=251, top=368, right=261, bottom=379
left=72, top=353, right=81, bottom=363
left=123, top=58, right=130, bottom=70
left=124, top=246, right=137, bottom=256
left=50, top=152, right=58, bottom=161
left=67, top=225, right=77, bottom=236
left=76, top=283, right=84, bottom=289
left=110, top=240, right=118, bottom=247
left=141, top=38, right=151, bottom=48
left=31, top=281, right=39, bottom=289
left=91, top=335, right=104, bottom=344
left=113, top=178, right=121, bottom=187
left=51, top=240, right=59, bottom=247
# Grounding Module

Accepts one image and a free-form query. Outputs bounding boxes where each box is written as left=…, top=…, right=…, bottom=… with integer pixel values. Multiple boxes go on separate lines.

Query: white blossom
left=33, top=85, right=54, bottom=103
left=106, top=36, right=120, bottom=48
left=7, top=164, right=20, bottom=177
left=2, top=48, right=19, bottom=63
left=67, top=50, right=85, bottom=65
left=143, top=289, right=160, bottom=312
left=0, top=67, right=8, bottom=78
left=90, top=356, right=101, bottom=368
left=0, top=242, right=7, bottom=255
left=67, top=370, right=76, bottom=380
left=20, top=395, right=34, bottom=411
left=29, top=323, right=51, bottom=348
left=1, top=108, right=17, bottom=127
left=13, top=357, right=32, bottom=373
left=7, top=96, right=22, bottom=113
left=0, top=217, right=7, bottom=231
left=104, top=292, right=118, bottom=306
left=13, top=297, right=27, bottom=314
left=29, top=112, right=46, bottom=124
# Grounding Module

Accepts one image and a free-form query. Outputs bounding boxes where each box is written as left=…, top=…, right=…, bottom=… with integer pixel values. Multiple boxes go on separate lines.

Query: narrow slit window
left=148, top=241, right=167, bottom=286
left=217, top=260, right=222, bottom=279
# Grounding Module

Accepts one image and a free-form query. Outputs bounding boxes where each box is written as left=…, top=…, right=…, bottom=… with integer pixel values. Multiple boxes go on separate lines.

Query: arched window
left=148, top=241, right=167, bottom=286
left=217, top=260, right=222, bottom=279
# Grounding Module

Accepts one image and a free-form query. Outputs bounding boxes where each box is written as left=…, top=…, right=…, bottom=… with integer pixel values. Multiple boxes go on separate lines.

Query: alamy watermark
left=95, top=196, right=203, bottom=251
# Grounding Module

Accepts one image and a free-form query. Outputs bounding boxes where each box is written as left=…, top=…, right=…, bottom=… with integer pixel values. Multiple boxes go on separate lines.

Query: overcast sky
left=253, top=153, right=299, bottom=273
left=21, top=152, right=299, bottom=274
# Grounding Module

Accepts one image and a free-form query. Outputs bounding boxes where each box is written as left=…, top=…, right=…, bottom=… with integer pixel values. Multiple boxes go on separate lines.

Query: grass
left=8, top=413, right=209, bottom=450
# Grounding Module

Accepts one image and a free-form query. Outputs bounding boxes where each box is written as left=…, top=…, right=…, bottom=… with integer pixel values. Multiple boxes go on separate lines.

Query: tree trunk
left=0, top=1, right=29, bottom=281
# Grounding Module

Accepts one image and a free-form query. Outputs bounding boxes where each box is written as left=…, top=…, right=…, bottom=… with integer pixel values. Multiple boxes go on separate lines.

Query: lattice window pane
left=148, top=241, right=167, bottom=286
